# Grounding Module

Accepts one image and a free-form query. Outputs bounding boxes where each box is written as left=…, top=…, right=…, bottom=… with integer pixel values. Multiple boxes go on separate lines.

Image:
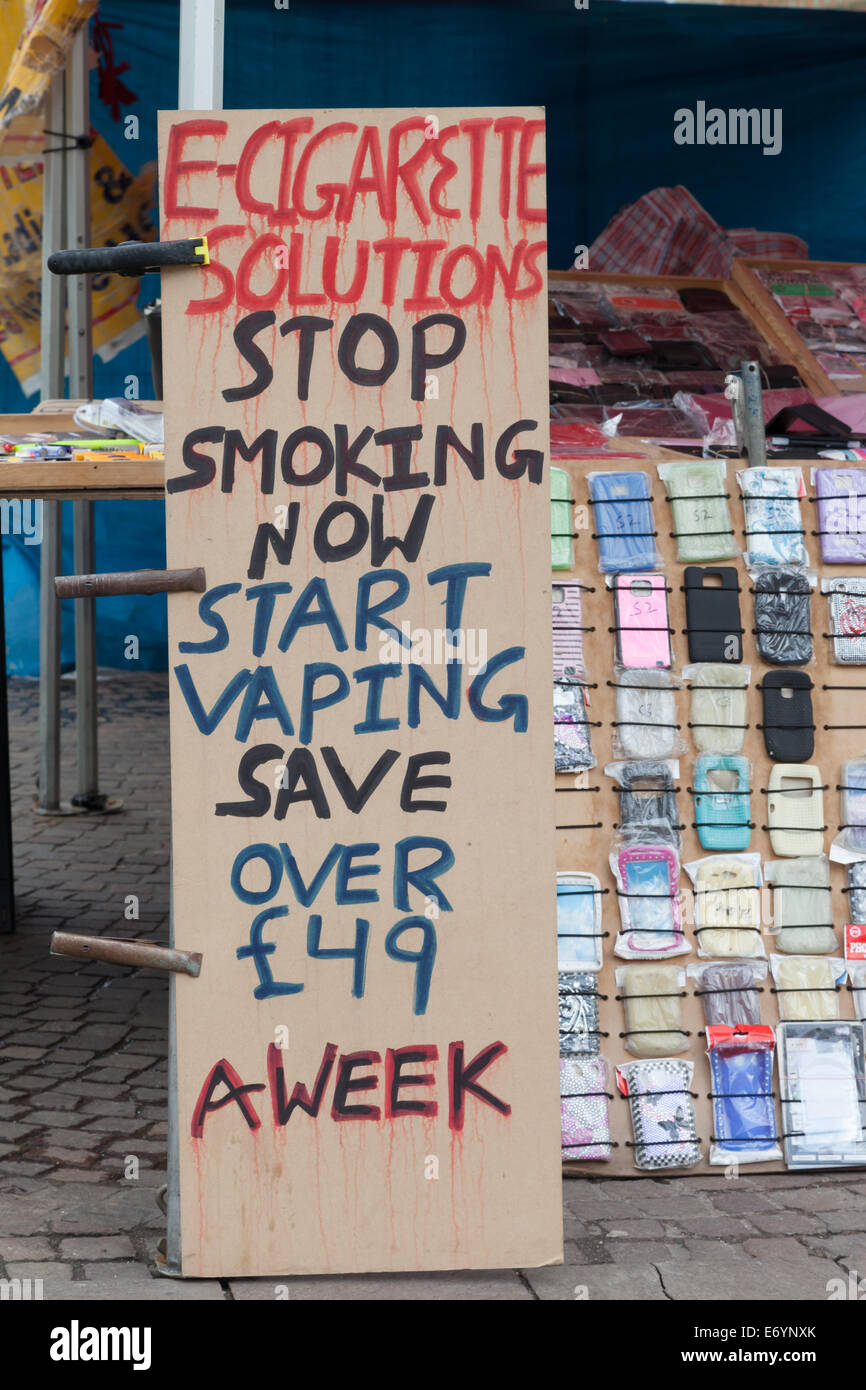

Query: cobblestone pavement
left=1, top=673, right=865, bottom=1301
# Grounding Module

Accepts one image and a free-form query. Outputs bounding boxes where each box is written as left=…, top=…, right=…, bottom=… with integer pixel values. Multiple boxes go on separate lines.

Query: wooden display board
left=554, top=444, right=866, bottom=1176
left=733, top=257, right=866, bottom=396
left=158, top=107, right=563, bottom=1276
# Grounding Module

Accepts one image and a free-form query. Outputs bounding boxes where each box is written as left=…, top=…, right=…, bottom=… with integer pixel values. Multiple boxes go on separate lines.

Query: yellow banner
left=0, top=0, right=97, bottom=132
left=0, top=133, right=155, bottom=394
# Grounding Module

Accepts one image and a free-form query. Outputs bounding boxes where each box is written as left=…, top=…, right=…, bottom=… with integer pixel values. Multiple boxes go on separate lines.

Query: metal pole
left=65, top=26, right=103, bottom=811
left=179, top=0, right=225, bottom=108
left=37, top=73, right=66, bottom=815
left=741, top=360, right=767, bottom=469
left=164, top=0, right=225, bottom=1278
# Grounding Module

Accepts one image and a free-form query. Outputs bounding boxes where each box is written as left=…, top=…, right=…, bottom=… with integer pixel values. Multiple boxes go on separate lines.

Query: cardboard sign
left=158, top=107, right=561, bottom=1277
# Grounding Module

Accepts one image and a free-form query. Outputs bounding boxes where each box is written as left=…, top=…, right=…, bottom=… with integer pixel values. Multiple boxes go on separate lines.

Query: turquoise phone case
left=693, top=755, right=751, bottom=851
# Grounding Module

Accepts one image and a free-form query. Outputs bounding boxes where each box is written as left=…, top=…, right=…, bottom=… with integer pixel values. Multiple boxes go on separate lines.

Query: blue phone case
left=588, top=472, right=657, bottom=573
left=693, top=755, right=751, bottom=851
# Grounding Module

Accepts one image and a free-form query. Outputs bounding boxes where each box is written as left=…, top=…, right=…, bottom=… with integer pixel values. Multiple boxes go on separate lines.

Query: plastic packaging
left=691, top=754, right=751, bottom=851
left=611, top=833, right=687, bottom=961
left=587, top=471, right=661, bottom=573
left=685, top=852, right=764, bottom=959
left=769, top=954, right=845, bottom=1021
left=657, top=457, right=736, bottom=562
left=612, top=670, right=683, bottom=760
left=615, top=964, right=687, bottom=1057
left=607, top=759, right=680, bottom=845
left=550, top=468, right=574, bottom=570
left=751, top=568, right=815, bottom=666
left=766, top=765, right=825, bottom=857
left=617, top=1058, right=701, bottom=1171
left=558, top=972, right=602, bottom=1056
left=688, top=960, right=767, bottom=1027
left=813, top=466, right=866, bottom=564
left=738, top=466, right=808, bottom=568
left=560, top=1055, right=613, bottom=1160
left=822, top=577, right=866, bottom=664
left=556, top=872, right=603, bottom=972
left=837, top=758, right=866, bottom=854
left=554, top=680, right=596, bottom=772
left=848, top=860, right=866, bottom=924
left=684, top=663, right=750, bottom=754
left=705, top=1025, right=782, bottom=1166
left=683, top=566, right=742, bottom=664
left=552, top=580, right=587, bottom=683
left=765, top=857, right=836, bottom=954
left=777, top=1021, right=866, bottom=1169
left=849, top=962, right=866, bottom=1022
left=608, top=572, right=672, bottom=669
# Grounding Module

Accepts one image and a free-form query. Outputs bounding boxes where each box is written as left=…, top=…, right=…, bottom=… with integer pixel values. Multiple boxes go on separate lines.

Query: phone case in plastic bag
left=688, top=960, right=766, bottom=1027
left=551, top=467, right=574, bottom=570
left=767, top=856, right=835, bottom=954
left=839, top=758, right=866, bottom=853
left=760, top=672, right=814, bottom=762
left=616, top=964, right=687, bottom=1057
left=814, top=467, right=866, bottom=564
left=777, top=1021, right=866, bottom=1168
left=617, top=1058, right=700, bottom=1171
left=588, top=471, right=659, bottom=573
left=685, top=663, right=750, bottom=755
left=683, top=567, right=742, bottom=663
left=692, top=755, right=751, bottom=851
left=690, top=853, right=764, bottom=959
left=613, top=842, right=686, bottom=959
left=557, top=871, right=603, bottom=972
left=609, top=759, right=679, bottom=844
left=554, top=680, right=595, bottom=772
left=558, top=972, right=602, bottom=1056
left=739, top=466, right=807, bottom=568
left=767, top=766, right=825, bottom=857
left=552, top=580, right=587, bottom=683
left=752, top=568, right=813, bottom=666
left=613, top=671, right=680, bottom=760
left=611, top=574, right=672, bottom=669
left=770, top=954, right=845, bottom=1021
left=823, top=578, right=866, bottom=664
left=705, top=1025, right=781, bottom=1165
left=658, top=458, right=735, bottom=562
left=560, top=1055, right=613, bottom=1160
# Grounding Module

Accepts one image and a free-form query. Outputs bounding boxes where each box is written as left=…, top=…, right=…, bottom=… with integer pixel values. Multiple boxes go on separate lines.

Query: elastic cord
left=770, top=985, right=840, bottom=994
left=693, top=985, right=763, bottom=997
left=708, top=1091, right=775, bottom=1100
left=618, top=1028, right=691, bottom=1037
left=555, top=785, right=602, bottom=793
left=761, top=825, right=828, bottom=833
left=691, top=821, right=756, bottom=829
left=615, top=991, right=687, bottom=1002
left=620, top=1089, right=698, bottom=1100
left=557, top=822, right=604, bottom=830
left=558, top=930, right=611, bottom=939
left=625, top=1138, right=701, bottom=1148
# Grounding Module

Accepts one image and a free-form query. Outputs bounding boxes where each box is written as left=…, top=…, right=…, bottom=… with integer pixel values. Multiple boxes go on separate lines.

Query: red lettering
left=164, top=118, right=227, bottom=218
left=440, top=244, right=485, bottom=308
left=322, top=235, right=370, bottom=302
left=403, top=240, right=446, bottom=312
left=191, top=1058, right=265, bottom=1138
left=386, top=1045, right=438, bottom=1118
left=236, top=232, right=289, bottom=311
left=185, top=223, right=246, bottom=316
left=448, top=1040, right=510, bottom=1131
left=292, top=121, right=358, bottom=220
left=331, top=1050, right=382, bottom=1120
left=494, top=116, right=523, bottom=220
left=386, top=117, right=433, bottom=224
left=516, top=119, right=546, bottom=222
left=459, top=117, right=492, bottom=222
left=429, top=125, right=460, bottom=219
left=336, top=125, right=388, bottom=222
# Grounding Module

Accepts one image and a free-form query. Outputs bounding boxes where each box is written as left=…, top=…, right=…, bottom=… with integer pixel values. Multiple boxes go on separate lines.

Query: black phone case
left=684, top=567, right=742, bottom=663
left=753, top=570, right=812, bottom=665
left=761, top=671, right=814, bottom=761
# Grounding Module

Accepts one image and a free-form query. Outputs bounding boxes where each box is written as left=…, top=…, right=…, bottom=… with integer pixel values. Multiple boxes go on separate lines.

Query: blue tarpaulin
left=3, top=0, right=866, bottom=673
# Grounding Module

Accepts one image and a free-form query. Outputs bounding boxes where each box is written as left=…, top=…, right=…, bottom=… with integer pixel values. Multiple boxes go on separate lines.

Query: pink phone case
left=614, top=574, right=672, bottom=668
left=619, top=845, right=683, bottom=955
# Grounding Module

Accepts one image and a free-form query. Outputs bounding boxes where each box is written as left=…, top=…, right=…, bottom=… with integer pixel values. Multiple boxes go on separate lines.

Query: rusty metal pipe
left=55, top=567, right=206, bottom=599
left=50, top=931, right=202, bottom=977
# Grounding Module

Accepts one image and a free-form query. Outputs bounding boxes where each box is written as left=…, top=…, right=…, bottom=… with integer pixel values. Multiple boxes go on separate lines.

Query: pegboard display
left=553, top=448, right=866, bottom=1176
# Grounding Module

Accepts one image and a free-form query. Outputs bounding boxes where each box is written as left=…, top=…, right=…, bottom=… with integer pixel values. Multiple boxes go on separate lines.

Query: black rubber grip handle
left=47, top=239, right=205, bottom=278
